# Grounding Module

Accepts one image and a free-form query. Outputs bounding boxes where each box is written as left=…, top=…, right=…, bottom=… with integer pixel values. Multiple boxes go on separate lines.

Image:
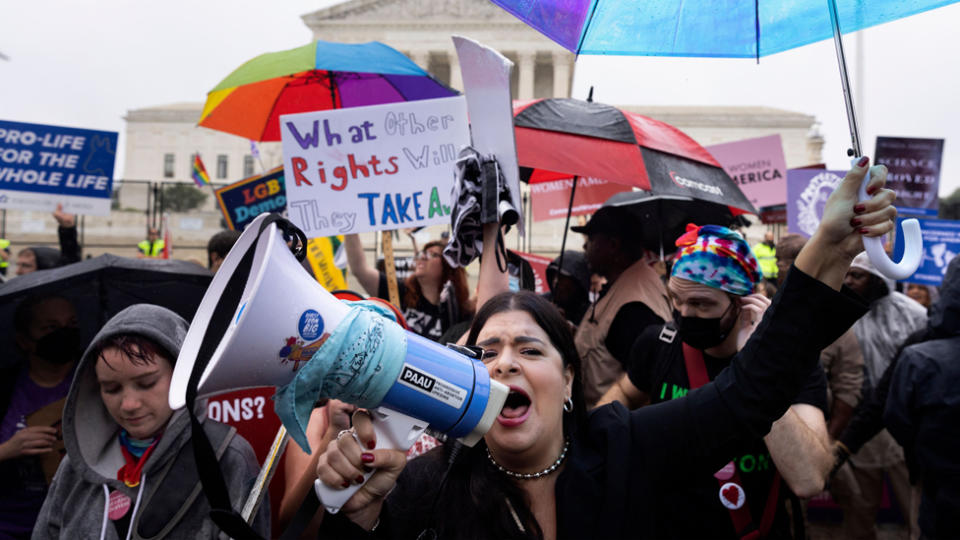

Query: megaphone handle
left=314, top=407, right=427, bottom=514
left=855, top=159, right=924, bottom=281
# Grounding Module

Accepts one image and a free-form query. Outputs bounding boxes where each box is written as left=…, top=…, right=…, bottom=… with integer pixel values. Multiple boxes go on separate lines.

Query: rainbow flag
left=191, top=154, right=210, bottom=187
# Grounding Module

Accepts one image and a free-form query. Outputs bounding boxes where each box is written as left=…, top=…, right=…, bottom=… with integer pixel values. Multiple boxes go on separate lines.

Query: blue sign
left=214, top=166, right=287, bottom=231
left=0, top=119, right=117, bottom=215
left=892, top=217, right=960, bottom=286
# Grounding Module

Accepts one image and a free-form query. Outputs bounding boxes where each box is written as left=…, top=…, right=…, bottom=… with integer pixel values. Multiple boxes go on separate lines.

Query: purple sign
left=706, top=134, right=788, bottom=210
left=874, top=136, right=944, bottom=217
left=786, top=169, right=847, bottom=237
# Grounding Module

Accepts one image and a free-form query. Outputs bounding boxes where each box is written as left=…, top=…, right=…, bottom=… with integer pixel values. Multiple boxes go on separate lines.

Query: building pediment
left=302, top=0, right=516, bottom=24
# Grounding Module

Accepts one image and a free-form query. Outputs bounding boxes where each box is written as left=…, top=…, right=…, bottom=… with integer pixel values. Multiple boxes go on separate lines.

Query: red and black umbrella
left=513, top=97, right=756, bottom=214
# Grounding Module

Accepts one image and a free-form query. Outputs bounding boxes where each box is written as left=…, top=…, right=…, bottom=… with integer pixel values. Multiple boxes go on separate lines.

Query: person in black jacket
left=833, top=254, right=960, bottom=539
left=315, top=158, right=892, bottom=539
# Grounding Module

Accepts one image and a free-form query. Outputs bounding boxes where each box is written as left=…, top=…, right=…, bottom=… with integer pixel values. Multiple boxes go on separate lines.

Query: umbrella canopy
left=601, top=191, right=740, bottom=254
left=0, top=254, right=212, bottom=368
left=514, top=98, right=756, bottom=214
left=490, top=0, right=956, bottom=57
left=198, top=40, right=458, bottom=141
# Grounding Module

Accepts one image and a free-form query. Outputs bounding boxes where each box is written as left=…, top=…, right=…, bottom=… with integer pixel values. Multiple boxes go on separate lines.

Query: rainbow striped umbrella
left=199, top=40, right=457, bottom=141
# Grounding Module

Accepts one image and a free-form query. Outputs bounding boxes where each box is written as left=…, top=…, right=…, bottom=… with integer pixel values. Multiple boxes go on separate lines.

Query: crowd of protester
left=1, top=159, right=958, bottom=539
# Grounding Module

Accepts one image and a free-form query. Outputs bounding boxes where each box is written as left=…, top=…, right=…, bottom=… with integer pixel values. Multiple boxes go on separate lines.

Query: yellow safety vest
left=138, top=239, right=165, bottom=257
left=0, top=238, right=9, bottom=269
left=753, top=242, right=777, bottom=279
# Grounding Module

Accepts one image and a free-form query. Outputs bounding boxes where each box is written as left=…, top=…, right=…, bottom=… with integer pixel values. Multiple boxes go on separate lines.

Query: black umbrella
left=0, top=254, right=212, bottom=368
left=601, top=191, right=740, bottom=257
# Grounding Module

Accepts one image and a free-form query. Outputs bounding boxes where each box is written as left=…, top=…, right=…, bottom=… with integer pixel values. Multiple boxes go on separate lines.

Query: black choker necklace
left=486, top=440, right=570, bottom=479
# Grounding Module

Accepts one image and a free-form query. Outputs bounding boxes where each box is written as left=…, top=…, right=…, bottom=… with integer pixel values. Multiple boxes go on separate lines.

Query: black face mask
left=675, top=300, right=739, bottom=350
left=34, top=326, right=83, bottom=365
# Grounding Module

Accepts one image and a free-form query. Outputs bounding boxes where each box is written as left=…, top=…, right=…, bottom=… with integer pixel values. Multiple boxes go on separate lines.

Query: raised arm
left=765, top=404, right=833, bottom=497
left=473, top=222, right=510, bottom=312
left=627, top=159, right=889, bottom=475
left=344, top=234, right=381, bottom=296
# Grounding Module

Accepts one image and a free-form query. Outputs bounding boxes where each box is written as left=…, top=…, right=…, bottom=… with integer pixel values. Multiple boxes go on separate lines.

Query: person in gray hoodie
left=32, top=304, right=268, bottom=539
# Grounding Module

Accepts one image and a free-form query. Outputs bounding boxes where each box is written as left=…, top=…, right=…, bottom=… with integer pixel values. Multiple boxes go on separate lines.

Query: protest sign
left=530, top=177, right=631, bottom=222
left=892, top=217, right=960, bottom=286
left=0, top=120, right=117, bottom=215
left=874, top=136, right=944, bottom=217
left=306, top=236, right=348, bottom=291
left=513, top=251, right=552, bottom=293
left=215, top=166, right=286, bottom=231
left=706, top=134, right=788, bottom=210
left=786, top=169, right=847, bottom=237
left=453, top=36, right=524, bottom=234
left=280, top=97, right=469, bottom=238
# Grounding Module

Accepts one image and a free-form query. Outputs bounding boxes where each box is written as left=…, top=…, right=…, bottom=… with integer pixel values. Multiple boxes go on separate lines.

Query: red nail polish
left=367, top=440, right=376, bottom=450
left=854, top=204, right=866, bottom=214
left=355, top=476, right=365, bottom=484
left=341, top=481, right=350, bottom=488
left=859, top=228, right=870, bottom=234
left=361, top=452, right=374, bottom=463
left=850, top=218, right=862, bottom=227
left=866, top=186, right=877, bottom=196
left=857, top=156, right=869, bottom=167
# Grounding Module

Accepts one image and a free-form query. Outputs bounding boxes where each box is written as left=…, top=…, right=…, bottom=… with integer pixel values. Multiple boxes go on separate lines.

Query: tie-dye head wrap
left=670, top=223, right=761, bottom=296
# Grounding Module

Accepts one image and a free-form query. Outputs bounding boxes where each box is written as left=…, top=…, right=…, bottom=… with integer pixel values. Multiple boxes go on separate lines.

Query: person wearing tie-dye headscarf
left=596, top=223, right=834, bottom=539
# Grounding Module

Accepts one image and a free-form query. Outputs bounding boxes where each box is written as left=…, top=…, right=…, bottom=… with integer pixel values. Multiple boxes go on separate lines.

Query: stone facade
left=4, top=0, right=826, bottom=268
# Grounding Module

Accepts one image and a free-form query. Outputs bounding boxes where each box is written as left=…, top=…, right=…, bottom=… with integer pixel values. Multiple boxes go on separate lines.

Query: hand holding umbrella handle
left=855, top=160, right=923, bottom=280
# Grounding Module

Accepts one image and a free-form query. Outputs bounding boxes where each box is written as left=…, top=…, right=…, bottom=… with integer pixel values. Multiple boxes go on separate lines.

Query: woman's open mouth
left=498, top=386, right=531, bottom=427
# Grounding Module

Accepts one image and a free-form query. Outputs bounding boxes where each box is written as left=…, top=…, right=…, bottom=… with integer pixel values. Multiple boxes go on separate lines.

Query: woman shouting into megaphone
left=316, top=160, right=894, bottom=540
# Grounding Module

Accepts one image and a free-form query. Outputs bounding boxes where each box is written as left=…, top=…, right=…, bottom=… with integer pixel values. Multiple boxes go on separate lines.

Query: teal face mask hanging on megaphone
left=168, top=213, right=508, bottom=530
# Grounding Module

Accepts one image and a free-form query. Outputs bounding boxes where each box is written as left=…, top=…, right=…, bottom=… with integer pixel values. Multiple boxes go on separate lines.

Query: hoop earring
left=563, top=397, right=574, bottom=413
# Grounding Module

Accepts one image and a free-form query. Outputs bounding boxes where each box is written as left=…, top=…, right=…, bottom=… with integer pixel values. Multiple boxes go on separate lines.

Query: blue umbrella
left=491, top=0, right=941, bottom=278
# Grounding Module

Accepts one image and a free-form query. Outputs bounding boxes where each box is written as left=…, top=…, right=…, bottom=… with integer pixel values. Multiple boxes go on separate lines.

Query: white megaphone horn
left=169, top=213, right=508, bottom=515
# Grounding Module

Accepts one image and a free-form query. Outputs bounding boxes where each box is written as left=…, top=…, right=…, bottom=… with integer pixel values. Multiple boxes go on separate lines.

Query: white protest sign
left=453, top=36, right=524, bottom=235
left=280, top=96, right=470, bottom=237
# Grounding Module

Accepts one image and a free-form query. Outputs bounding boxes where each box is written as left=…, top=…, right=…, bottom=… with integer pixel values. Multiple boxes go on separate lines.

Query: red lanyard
left=682, top=343, right=782, bottom=539
left=117, top=440, right=159, bottom=488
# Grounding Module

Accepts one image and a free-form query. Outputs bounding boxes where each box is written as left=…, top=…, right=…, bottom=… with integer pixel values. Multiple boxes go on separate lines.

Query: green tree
left=940, top=188, right=960, bottom=220
left=162, top=183, right=208, bottom=212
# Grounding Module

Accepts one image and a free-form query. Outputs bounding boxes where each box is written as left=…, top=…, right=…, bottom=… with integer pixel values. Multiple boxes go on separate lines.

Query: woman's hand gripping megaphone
left=315, top=409, right=411, bottom=528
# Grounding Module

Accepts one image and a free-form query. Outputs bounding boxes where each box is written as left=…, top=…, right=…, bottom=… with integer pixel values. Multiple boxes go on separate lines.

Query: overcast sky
left=2, top=0, right=959, bottom=198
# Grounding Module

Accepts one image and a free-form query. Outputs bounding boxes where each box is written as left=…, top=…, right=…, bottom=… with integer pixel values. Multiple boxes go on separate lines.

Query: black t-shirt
left=378, top=273, right=443, bottom=341
left=604, top=301, right=663, bottom=366
left=627, top=323, right=828, bottom=539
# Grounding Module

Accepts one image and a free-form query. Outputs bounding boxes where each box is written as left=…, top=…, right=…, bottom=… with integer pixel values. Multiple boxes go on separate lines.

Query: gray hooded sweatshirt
left=32, top=304, right=268, bottom=539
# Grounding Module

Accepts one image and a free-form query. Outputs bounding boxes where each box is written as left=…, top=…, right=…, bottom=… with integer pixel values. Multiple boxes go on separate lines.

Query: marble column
left=517, top=51, right=536, bottom=100
left=448, top=50, right=462, bottom=90
left=411, top=51, right=430, bottom=71
left=552, top=51, right=572, bottom=98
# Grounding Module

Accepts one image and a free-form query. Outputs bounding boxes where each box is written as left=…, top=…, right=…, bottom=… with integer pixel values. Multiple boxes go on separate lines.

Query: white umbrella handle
left=856, top=161, right=923, bottom=280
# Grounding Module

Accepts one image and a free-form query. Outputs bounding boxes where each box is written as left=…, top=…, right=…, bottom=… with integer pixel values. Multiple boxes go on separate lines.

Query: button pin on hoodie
left=108, top=490, right=131, bottom=520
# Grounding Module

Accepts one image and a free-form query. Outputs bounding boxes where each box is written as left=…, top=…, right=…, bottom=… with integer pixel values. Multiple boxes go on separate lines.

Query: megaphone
left=169, top=213, right=508, bottom=514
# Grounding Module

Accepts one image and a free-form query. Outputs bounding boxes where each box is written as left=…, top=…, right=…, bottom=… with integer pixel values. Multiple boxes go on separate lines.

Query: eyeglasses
left=417, top=251, right=442, bottom=260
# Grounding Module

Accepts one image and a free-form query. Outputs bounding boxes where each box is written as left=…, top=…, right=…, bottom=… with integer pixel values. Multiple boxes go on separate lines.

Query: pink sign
left=706, top=135, right=787, bottom=210
left=530, top=177, right=631, bottom=222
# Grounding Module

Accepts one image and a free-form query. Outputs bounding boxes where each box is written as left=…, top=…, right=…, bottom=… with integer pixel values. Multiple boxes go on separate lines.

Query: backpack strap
left=135, top=422, right=237, bottom=539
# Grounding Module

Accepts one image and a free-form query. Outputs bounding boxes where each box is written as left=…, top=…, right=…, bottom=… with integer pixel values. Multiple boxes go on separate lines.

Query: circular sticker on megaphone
left=299, top=310, right=324, bottom=340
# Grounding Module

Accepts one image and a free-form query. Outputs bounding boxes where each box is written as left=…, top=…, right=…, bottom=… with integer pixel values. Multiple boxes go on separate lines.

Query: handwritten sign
left=706, top=135, right=787, bottom=210
left=215, top=166, right=287, bottom=231
left=280, top=97, right=470, bottom=238
left=0, top=119, right=116, bottom=215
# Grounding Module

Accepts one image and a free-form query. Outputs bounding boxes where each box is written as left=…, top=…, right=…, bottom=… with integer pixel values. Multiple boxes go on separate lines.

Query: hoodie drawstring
left=100, top=485, right=110, bottom=540
left=125, top=473, right=146, bottom=540
left=99, top=473, right=146, bottom=540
